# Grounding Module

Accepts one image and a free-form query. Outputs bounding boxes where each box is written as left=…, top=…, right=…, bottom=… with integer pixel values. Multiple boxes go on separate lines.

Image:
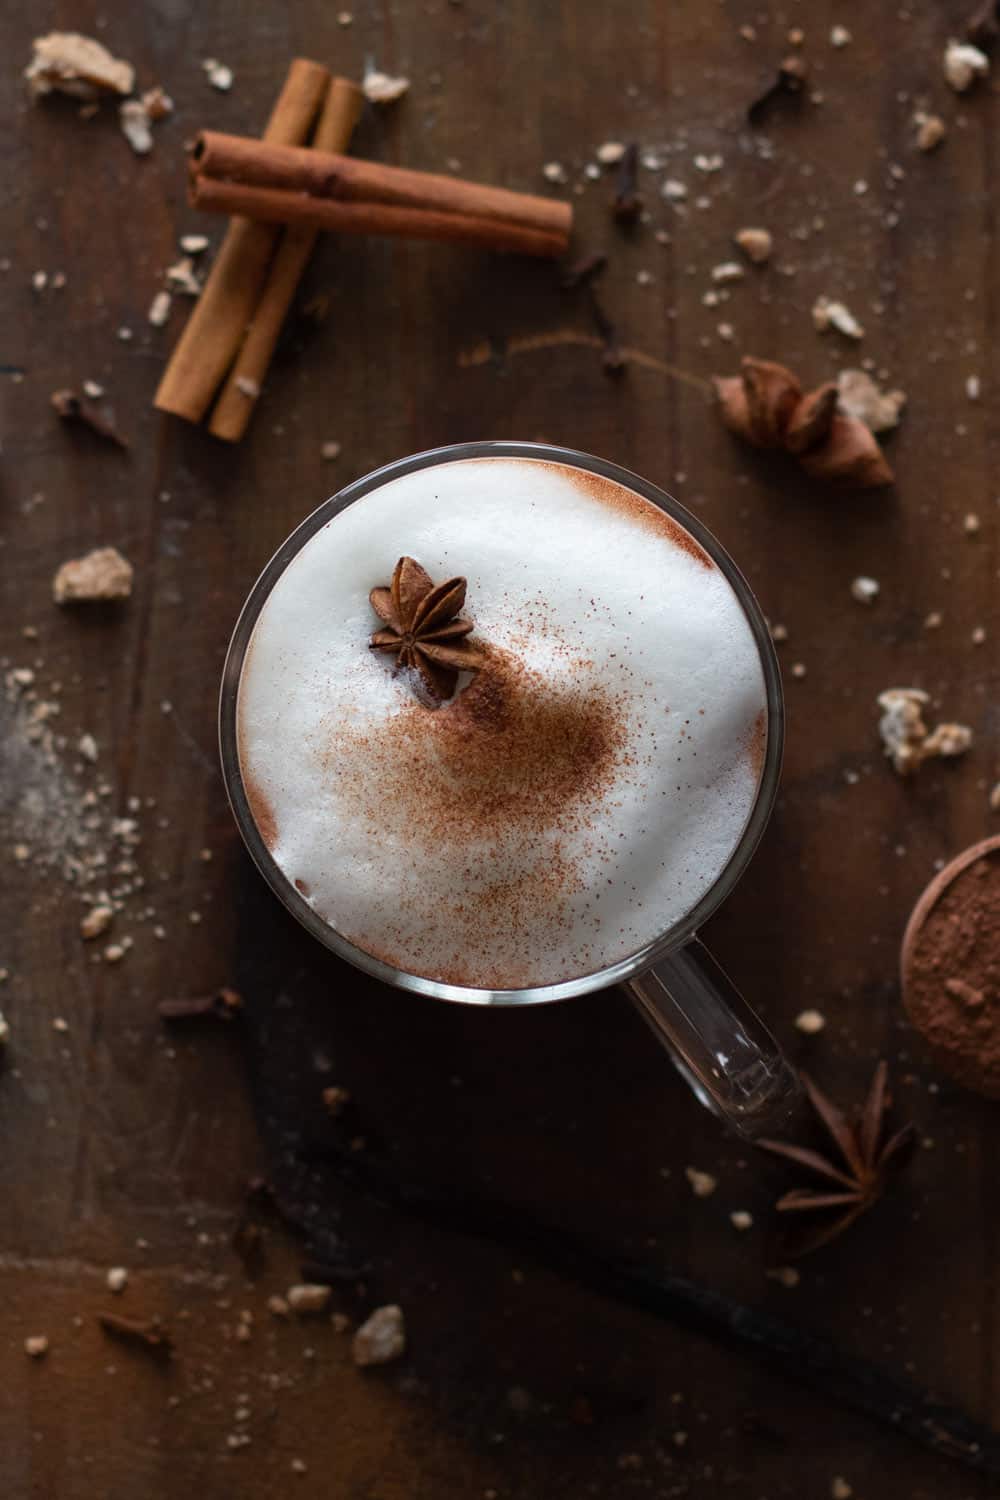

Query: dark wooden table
left=3, top=3, right=999, bottom=1496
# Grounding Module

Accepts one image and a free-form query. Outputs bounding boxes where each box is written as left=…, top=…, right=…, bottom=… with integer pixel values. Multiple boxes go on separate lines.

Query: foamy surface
left=237, top=457, right=767, bottom=988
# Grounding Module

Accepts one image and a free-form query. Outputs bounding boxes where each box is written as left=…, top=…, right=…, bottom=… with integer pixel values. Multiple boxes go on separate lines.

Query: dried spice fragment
left=758, top=1063, right=916, bottom=1257
left=913, top=112, right=947, bottom=152
left=812, top=297, right=864, bottom=340
left=51, top=389, right=129, bottom=448
left=734, top=227, right=773, bottom=264
left=158, top=987, right=243, bottom=1022
left=98, top=1312, right=173, bottom=1359
left=611, top=143, right=642, bottom=224
left=713, top=356, right=893, bottom=488
left=53, top=547, right=133, bottom=604
left=747, top=55, right=808, bottom=125
left=25, top=33, right=134, bottom=100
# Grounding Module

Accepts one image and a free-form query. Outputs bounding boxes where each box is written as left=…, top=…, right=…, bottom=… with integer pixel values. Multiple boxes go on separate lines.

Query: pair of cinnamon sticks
left=155, top=60, right=363, bottom=442
left=156, top=58, right=573, bottom=443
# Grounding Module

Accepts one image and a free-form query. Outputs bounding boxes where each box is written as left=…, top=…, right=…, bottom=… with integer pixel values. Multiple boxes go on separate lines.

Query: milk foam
left=237, top=457, right=767, bottom=988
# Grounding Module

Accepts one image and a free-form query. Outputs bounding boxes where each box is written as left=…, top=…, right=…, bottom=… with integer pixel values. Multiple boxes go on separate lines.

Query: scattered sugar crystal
left=106, top=1266, right=128, bottom=1293
left=734, top=226, right=772, bottom=263
left=830, top=25, right=851, bottom=47
left=729, top=1210, right=753, bottom=1231
left=711, top=261, right=744, bottom=284
left=964, top=512, right=980, bottom=533
left=965, top=375, right=981, bottom=401
left=24, top=1336, right=49, bottom=1359
left=662, top=179, right=688, bottom=201
left=542, top=161, right=568, bottom=184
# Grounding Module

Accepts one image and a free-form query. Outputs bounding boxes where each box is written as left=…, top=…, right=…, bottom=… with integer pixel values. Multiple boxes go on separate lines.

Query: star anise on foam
left=369, top=556, right=486, bottom=703
left=757, top=1062, right=917, bottom=1258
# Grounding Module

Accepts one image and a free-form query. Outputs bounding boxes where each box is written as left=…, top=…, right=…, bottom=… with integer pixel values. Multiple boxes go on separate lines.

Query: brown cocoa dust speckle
left=317, top=646, right=627, bottom=987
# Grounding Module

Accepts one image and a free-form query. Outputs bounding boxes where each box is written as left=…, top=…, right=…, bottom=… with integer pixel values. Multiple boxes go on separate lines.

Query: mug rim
left=219, top=440, right=784, bottom=1007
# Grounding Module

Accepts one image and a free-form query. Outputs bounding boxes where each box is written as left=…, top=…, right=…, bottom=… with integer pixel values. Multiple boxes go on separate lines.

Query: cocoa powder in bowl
left=901, top=835, right=1000, bottom=1098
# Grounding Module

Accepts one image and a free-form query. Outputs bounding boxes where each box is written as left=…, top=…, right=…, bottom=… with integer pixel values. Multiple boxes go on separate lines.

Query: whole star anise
left=757, top=1061, right=917, bottom=1258
left=369, top=556, right=485, bottom=703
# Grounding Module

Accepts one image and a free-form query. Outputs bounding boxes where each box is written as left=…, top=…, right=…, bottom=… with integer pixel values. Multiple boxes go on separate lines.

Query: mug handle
left=624, top=938, right=800, bottom=1138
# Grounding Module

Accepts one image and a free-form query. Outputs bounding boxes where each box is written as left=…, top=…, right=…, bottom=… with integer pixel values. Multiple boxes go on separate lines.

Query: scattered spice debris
left=286, top=1283, right=332, bottom=1314
left=98, top=1312, right=173, bottom=1359
left=52, top=547, right=133, bottom=604
left=812, top=297, right=864, bottom=341
left=795, top=1009, right=827, bottom=1034
left=913, top=111, right=947, bottom=152
left=202, top=58, right=233, bottom=92
left=758, top=1063, right=917, bottom=1257
left=362, top=68, right=410, bottom=104
left=352, top=1304, right=406, bottom=1366
left=50, top=389, right=129, bottom=448
left=877, top=688, right=972, bottom=775
left=685, top=1167, right=718, bottom=1198
left=611, top=143, right=642, bottom=224
left=157, top=986, right=243, bottom=1022
left=943, top=38, right=990, bottom=91
left=25, top=32, right=134, bottom=101
left=713, top=357, right=894, bottom=487
left=747, top=55, right=808, bottom=126
left=836, top=370, right=906, bottom=433
left=734, top=226, right=772, bottom=264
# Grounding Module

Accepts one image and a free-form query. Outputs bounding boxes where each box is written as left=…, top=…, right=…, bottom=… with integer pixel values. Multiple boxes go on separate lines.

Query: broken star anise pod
left=713, top=356, right=895, bottom=488
left=369, top=556, right=485, bottom=703
left=757, top=1061, right=917, bottom=1258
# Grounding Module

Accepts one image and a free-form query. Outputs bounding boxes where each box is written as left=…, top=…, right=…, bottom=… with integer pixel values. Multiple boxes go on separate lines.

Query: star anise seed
left=757, top=1061, right=917, bottom=1258
left=369, top=556, right=485, bottom=703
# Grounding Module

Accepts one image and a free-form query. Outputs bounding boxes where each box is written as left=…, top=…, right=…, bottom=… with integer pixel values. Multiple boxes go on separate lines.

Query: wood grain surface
left=2, top=3, right=999, bottom=1497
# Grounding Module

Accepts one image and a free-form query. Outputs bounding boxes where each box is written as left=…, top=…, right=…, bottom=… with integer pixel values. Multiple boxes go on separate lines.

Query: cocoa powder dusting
left=541, top=461, right=713, bottom=568
left=901, top=837, right=1000, bottom=1098
left=320, top=647, right=628, bottom=987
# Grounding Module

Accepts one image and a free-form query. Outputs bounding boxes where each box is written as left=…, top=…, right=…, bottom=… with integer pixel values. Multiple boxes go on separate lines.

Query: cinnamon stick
left=208, top=77, right=363, bottom=443
left=154, top=59, right=329, bottom=424
left=189, top=133, right=573, bottom=258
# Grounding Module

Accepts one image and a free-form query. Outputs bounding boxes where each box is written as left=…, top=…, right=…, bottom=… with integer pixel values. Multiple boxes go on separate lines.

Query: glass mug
left=220, top=442, right=799, bottom=1138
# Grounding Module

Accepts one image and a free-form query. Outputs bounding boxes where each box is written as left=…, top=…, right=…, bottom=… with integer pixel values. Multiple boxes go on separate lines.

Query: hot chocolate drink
left=236, top=456, right=768, bottom=989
